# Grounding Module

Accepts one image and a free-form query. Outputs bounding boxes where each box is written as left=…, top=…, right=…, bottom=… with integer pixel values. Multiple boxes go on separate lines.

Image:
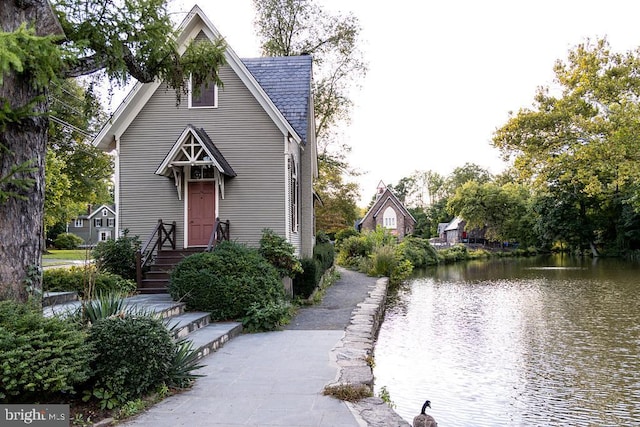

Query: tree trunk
left=0, top=0, right=57, bottom=302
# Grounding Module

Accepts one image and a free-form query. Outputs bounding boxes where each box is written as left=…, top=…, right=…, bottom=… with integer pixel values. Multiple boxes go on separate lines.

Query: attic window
left=189, top=76, right=218, bottom=108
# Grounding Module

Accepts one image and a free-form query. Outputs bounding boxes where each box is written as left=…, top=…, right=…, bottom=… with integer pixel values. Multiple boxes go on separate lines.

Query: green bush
left=43, top=265, right=136, bottom=298
left=316, top=231, right=331, bottom=244
left=169, top=241, right=286, bottom=321
left=368, top=245, right=413, bottom=284
left=336, top=235, right=373, bottom=268
left=397, top=237, right=439, bottom=268
left=92, top=232, right=141, bottom=280
left=0, top=301, right=93, bottom=402
left=334, top=227, right=358, bottom=247
left=54, top=233, right=83, bottom=249
left=440, top=244, right=469, bottom=263
left=314, top=242, right=335, bottom=271
left=242, top=300, right=293, bottom=332
left=86, top=315, right=174, bottom=408
left=293, top=258, right=321, bottom=298
left=258, top=228, right=303, bottom=278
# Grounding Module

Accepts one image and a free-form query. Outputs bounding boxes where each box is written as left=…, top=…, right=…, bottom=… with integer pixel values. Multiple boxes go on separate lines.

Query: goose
left=413, top=400, right=437, bottom=427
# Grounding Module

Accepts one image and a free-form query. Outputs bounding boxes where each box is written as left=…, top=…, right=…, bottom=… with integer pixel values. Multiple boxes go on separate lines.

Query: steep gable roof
left=243, top=56, right=312, bottom=145
left=360, top=185, right=416, bottom=226
left=92, top=5, right=306, bottom=151
left=88, top=205, right=116, bottom=219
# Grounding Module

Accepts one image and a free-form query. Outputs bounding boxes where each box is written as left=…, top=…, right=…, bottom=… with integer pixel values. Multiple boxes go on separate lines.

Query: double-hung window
left=189, top=75, right=218, bottom=108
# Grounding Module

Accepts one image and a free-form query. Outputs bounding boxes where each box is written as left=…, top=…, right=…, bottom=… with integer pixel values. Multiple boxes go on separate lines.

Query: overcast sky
left=151, top=1, right=640, bottom=205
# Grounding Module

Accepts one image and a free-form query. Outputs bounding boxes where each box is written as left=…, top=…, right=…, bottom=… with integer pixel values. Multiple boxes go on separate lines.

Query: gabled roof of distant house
left=360, top=182, right=416, bottom=226
left=92, top=5, right=308, bottom=151
left=444, top=217, right=464, bottom=232
left=88, top=205, right=116, bottom=219
left=243, top=56, right=312, bottom=145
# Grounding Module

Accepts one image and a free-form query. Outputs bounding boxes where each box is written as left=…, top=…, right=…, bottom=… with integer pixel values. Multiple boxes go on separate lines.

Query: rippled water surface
left=373, top=255, right=640, bottom=426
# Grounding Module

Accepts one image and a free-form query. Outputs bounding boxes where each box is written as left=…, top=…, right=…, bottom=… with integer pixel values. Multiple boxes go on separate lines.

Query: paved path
left=120, top=268, right=379, bottom=427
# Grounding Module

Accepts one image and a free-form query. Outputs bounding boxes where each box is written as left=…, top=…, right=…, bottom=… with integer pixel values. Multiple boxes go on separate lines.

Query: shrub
left=167, top=339, right=204, bottom=389
left=54, top=232, right=83, bottom=249
left=242, top=300, right=293, bottom=332
left=0, top=301, right=93, bottom=402
left=316, top=231, right=331, bottom=244
left=169, top=241, right=285, bottom=321
left=368, top=245, right=413, bottom=284
left=334, top=227, right=358, bottom=247
left=397, top=237, right=439, bottom=268
left=293, top=258, right=321, bottom=298
left=86, top=315, right=174, bottom=408
left=336, top=235, right=373, bottom=268
left=92, top=232, right=141, bottom=280
left=43, top=265, right=136, bottom=298
left=259, top=228, right=303, bottom=278
left=314, top=242, right=335, bottom=271
left=440, top=244, right=469, bottom=263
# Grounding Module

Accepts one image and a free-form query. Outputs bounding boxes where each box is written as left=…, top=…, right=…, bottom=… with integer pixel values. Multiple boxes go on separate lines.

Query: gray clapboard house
left=67, top=204, right=117, bottom=247
left=92, top=6, right=317, bottom=292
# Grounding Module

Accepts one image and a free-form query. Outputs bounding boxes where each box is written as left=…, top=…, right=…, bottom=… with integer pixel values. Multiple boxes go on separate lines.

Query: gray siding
left=119, top=64, right=286, bottom=248
left=299, top=135, right=315, bottom=258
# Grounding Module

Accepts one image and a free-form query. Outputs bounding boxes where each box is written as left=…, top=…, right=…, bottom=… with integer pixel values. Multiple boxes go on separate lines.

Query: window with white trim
left=74, top=219, right=83, bottom=228
left=383, top=207, right=397, bottom=229
left=102, top=209, right=108, bottom=216
left=189, top=75, right=218, bottom=108
left=99, top=230, right=110, bottom=241
left=94, top=218, right=103, bottom=227
left=289, top=156, right=299, bottom=232
left=107, top=218, right=115, bottom=227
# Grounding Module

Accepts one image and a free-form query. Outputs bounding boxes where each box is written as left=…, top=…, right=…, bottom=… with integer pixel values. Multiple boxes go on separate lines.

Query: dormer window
left=189, top=76, right=218, bottom=108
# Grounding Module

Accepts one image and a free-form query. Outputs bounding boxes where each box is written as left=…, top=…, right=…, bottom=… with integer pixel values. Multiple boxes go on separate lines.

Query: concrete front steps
left=43, top=292, right=242, bottom=361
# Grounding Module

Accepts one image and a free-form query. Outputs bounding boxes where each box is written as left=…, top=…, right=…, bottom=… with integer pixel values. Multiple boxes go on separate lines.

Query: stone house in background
left=67, top=204, right=117, bottom=246
left=358, top=181, right=416, bottom=239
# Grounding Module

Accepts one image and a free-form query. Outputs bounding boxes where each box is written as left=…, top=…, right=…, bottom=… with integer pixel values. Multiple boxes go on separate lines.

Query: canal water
left=373, top=255, right=640, bottom=426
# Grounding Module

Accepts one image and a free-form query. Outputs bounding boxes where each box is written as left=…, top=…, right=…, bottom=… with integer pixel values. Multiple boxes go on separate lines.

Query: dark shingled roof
left=242, top=56, right=312, bottom=145
left=191, top=125, right=237, bottom=177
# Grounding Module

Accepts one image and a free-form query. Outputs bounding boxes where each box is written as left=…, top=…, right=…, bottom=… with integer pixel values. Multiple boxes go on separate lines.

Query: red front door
left=188, top=181, right=216, bottom=246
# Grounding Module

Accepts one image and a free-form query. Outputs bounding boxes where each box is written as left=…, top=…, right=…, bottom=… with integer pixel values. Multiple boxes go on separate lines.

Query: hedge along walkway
left=119, top=267, right=409, bottom=427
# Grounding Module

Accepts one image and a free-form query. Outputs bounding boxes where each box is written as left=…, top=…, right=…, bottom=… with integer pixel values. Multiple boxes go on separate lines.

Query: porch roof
left=155, top=125, right=236, bottom=177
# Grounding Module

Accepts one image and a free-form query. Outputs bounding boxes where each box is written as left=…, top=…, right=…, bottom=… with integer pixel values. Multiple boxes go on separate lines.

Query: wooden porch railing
left=136, top=219, right=176, bottom=286
left=206, top=218, right=230, bottom=252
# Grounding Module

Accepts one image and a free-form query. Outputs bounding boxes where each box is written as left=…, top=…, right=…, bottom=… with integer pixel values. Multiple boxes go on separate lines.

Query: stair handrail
left=136, top=219, right=177, bottom=285
left=206, top=218, right=230, bottom=252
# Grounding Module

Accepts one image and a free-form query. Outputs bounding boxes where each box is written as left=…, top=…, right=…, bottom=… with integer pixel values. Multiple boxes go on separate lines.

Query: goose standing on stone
left=413, top=400, right=437, bottom=427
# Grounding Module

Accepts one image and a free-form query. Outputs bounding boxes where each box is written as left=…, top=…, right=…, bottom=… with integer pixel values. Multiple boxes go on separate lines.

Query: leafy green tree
left=253, top=0, right=366, bottom=231
left=46, top=78, right=113, bottom=234
left=493, top=38, right=640, bottom=253
left=444, top=163, right=493, bottom=197
left=0, top=0, right=226, bottom=302
left=447, top=181, right=533, bottom=244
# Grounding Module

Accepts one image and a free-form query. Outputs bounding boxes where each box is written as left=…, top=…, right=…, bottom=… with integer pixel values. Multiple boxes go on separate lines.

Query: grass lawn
left=43, top=249, right=93, bottom=261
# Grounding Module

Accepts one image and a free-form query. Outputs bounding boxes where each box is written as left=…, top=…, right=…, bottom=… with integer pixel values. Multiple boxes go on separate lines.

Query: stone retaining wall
left=328, top=277, right=411, bottom=427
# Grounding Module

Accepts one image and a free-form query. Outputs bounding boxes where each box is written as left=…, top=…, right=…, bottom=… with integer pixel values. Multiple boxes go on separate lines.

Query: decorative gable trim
left=155, top=125, right=236, bottom=178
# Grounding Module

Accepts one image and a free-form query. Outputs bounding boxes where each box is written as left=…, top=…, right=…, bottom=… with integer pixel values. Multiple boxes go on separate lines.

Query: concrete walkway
left=119, top=268, right=379, bottom=427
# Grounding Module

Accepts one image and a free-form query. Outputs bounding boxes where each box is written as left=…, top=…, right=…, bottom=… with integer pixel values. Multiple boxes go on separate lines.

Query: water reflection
left=374, top=255, right=640, bottom=426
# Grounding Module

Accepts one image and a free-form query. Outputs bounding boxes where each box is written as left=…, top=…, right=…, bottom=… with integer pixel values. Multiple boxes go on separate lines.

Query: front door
left=188, top=181, right=216, bottom=246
